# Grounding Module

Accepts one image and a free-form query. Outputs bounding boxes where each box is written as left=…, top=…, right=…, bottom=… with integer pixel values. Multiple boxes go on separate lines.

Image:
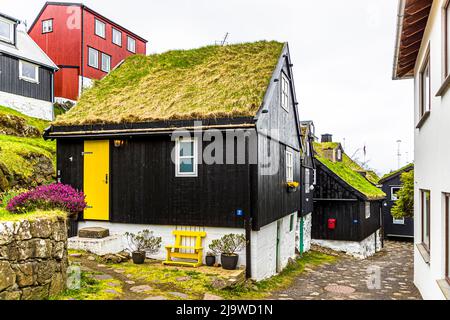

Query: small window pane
left=0, top=19, right=12, bottom=42
left=95, top=19, right=105, bottom=38
left=180, top=141, right=193, bottom=157
left=112, top=28, right=122, bottom=46
left=101, top=53, right=111, bottom=72
left=88, top=48, right=99, bottom=68
left=42, top=19, right=53, bottom=33
left=365, top=202, right=371, bottom=219
left=423, top=190, right=431, bottom=249
left=127, top=37, right=136, bottom=52
left=305, top=169, right=310, bottom=194
left=393, top=217, right=405, bottom=225
left=179, top=158, right=194, bottom=173
left=20, top=61, right=38, bottom=82
left=391, top=187, right=401, bottom=201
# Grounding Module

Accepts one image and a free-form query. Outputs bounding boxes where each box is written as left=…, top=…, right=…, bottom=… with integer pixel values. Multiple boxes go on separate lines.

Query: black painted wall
left=0, top=54, right=53, bottom=101
left=381, top=175, right=414, bottom=238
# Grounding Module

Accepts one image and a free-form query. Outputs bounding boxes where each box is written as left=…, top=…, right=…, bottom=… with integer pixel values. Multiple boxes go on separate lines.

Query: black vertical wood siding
left=0, top=54, right=53, bottom=101
left=381, top=175, right=414, bottom=238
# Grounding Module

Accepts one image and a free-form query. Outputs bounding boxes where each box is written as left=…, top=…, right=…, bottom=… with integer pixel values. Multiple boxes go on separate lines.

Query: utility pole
left=396, top=140, right=402, bottom=169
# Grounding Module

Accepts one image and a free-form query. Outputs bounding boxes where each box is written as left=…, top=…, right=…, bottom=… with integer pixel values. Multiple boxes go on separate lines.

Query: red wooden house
left=28, top=2, right=147, bottom=102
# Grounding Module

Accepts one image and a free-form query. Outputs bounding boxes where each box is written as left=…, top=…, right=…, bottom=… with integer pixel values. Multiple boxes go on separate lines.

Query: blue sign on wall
left=236, top=209, right=244, bottom=217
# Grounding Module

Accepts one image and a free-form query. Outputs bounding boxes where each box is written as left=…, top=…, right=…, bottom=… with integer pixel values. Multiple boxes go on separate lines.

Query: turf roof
left=380, top=163, right=414, bottom=183
left=54, top=41, right=285, bottom=126
left=313, top=142, right=385, bottom=200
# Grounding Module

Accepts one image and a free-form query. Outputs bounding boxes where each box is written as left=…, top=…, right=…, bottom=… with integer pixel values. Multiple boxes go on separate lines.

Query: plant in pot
left=124, top=230, right=162, bottom=264
left=205, top=251, right=216, bottom=267
left=209, top=234, right=246, bottom=270
left=287, top=181, right=299, bottom=193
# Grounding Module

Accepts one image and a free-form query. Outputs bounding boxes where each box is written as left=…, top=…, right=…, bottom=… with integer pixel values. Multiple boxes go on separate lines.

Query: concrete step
left=78, top=227, right=110, bottom=239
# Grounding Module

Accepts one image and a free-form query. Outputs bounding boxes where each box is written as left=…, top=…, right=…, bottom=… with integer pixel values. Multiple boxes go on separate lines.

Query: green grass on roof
left=314, top=142, right=385, bottom=200
left=54, top=41, right=285, bottom=126
left=380, top=163, right=414, bottom=182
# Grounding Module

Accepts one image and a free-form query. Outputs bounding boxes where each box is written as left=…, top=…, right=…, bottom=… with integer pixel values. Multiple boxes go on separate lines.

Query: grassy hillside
left=0, top=106, right=55, bottom=191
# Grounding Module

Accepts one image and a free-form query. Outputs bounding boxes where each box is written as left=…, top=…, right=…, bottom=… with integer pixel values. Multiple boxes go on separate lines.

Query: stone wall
left=0, top=215, right=68, bottom=300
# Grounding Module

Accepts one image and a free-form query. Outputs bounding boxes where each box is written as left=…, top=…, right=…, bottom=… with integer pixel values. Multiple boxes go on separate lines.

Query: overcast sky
left=0, top=0, right=414, bottom=175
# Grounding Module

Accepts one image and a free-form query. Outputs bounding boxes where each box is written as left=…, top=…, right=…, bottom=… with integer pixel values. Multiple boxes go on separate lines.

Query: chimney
left=321, top=134, right=333, bottom=143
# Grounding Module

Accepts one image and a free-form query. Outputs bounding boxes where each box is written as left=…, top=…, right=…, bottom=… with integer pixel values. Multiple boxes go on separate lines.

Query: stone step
left=78, top=227, right=110, bottom=239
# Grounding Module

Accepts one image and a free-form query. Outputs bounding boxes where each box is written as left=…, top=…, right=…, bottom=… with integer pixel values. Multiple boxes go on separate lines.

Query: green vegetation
left=0, top=207, right=66, bottom=221
left=54, top=41, right=285, bottom=125
left=314, top=142, right=385, bottom=200
left=380, top=163, right=414, bottom=182
left=391, top=170, right=414, bottom=219
left=0, top=105, right=49, bottom=132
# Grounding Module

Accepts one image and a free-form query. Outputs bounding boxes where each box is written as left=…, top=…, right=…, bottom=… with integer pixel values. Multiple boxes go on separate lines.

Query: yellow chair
left=163, top=230, right=207, bottom=267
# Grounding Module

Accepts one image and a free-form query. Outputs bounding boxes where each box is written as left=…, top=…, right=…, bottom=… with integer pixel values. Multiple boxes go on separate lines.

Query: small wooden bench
left=162, top=230, right=207, bottom=267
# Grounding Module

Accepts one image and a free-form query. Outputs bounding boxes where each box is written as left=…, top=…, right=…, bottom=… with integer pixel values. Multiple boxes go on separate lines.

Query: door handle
left=105, top=174, right=109, bottom=184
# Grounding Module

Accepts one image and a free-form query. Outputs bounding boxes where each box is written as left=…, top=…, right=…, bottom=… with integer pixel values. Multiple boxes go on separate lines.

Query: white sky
left=0, top=0, right=414, bottom=175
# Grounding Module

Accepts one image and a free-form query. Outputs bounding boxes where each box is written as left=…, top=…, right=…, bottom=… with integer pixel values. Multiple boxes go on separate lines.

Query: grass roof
left=314, top=142, right=385, bottom=200
left=54, top=41, right=285, bottom=126
left=380, top=163, right=414, bottom=183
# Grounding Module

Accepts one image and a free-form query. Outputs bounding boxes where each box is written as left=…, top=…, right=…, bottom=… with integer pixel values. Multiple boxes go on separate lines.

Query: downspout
left=51, top=72, right=55, bottom=120
left=380, top=200, right=384, bottom=249
left=246, top=149, right=256, bottom=279
left=80, top=6, right=85, bottom=96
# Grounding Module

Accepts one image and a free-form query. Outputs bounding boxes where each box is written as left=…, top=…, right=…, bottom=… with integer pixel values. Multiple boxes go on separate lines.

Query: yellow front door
left=83, top=140, right=110, bottom=221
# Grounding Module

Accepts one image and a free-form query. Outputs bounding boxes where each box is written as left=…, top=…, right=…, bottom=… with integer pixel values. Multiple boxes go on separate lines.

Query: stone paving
left=271, top=240, right=422, bottom=300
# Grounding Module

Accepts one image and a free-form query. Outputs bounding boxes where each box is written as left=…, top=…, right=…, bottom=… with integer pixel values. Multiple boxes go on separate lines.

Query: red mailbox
left=328, top=218, right=336, bottom=230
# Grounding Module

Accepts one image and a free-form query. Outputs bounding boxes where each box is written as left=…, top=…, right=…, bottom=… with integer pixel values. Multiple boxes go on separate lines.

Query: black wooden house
left=44, top=41, right=302, bottom=280
left=0, top=12, right=57, bottom=120
left=312, top=134, right=386, bottom=258
left=379, top=164, right=414, bottom=239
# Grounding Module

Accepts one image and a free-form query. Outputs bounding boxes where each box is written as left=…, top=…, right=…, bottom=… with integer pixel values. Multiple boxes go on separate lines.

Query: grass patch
left=380, top=163, right=414, bottom=182
left=314, top=142, right=385, bottom=200
left=54, top=41, right=284, bottom=125
left=216, top=251, right=336, bottom=299
left=0, top=207, right=66, bottom=221
left=50, top=271, right=123, bottom=300
left=0, top=105, right=50, bottom=133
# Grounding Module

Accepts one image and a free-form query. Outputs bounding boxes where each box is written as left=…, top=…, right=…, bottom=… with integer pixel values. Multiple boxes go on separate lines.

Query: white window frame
left=0, top=17, right=14, bottom=43
left=19, top=60, right=39, bottom=83
left=127, top=36, right=136, bottom=53
left=393, top=217, right=405, bottom=225
left=95, top=18, right=106, bottom=38
left=336, top=148, right=342, bottom=161
left=42, top=19, right=53, bottom=33
left=175, top=137, right=198, bottom=177
left=305, top=168, right=310, bottom=194
left=101, top=52, right=111, bottom=73
left=391, top=186, right=402, bottom=201
left=313, top=169, right=317, bottom=185
left=281, top=72, right=289, bottom=111
left=112, top=27, right=122, bottom=46
left=365, top=202, right=371, bottom=219
left=88, top=47, right=99, bottom=69
left=286, top=149, right=294, bottom=182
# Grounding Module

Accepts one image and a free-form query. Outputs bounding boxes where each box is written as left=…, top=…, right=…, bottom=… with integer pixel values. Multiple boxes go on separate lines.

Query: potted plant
left=205, top=251, right=216, bottom=266
left=209, top=234, right=246, bottom=270
left=124, top=230, right=162, bottom=264
left=287, top=181, right=299, bottom=193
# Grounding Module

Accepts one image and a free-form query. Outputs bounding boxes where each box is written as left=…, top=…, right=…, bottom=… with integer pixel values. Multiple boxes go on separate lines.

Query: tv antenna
left=215, top=32, right=229, bottom=46
left=396, top=140, right=402, bottom=169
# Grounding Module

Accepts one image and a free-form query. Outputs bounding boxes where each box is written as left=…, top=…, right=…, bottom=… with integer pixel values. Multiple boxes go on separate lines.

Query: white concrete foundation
left=302, top=213, right=312, bottom=253
left=312, top=229, right=382, bottom=259
left=74, top=213, right=297, bottom=281
left=0, top=91, right=53, bottom=120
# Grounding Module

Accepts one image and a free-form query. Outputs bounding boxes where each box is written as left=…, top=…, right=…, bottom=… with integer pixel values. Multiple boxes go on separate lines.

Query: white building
left=393, top=0, right=450, bottom=300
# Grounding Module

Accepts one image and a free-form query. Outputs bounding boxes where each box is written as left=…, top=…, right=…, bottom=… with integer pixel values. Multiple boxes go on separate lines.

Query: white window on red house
left=95, top=19, right=106, bottom=38
left=88, top=47, right=99, bottom=68
left=19, top=60, right=39, bottom=83
left=101, top=53, right=111, bottom=73
left=42, top=19, right=53, bottom=33
left=0, top=17, right=14, bottom=43
left=112, top=28, right=122, bottom=46
left=127, top=36, right=136, bottom=53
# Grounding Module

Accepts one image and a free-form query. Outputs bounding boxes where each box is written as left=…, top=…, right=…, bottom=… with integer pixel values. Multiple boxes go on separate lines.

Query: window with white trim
left=281, top=73, right=289, bottom=111
left=0, top=17, right=14, bottom=43
left=19, top=60, right=39, bottom=83
left=127, top=36, right=136, bottom=53
left=391, top=187, right=402, bottom=201
left=175, top=137, right=198, bottom=177
left=95, top=19, right=106, bottom=38
left=101, top=53, right=111, bottom=73
left=313, top=169, right=317, bottom=185
left=42, top=19, right=53, bottom=33
left=88, top=47, right=99, bottom=68
left=112, top=28, right=122, bottom=46
left=419, top=53, right=430, bottom=118
left=392, top=217, right=405, bottom=225
left=286, top=150, right=293, bottom=182
left=305, top=168, right=310, bottom=194
left=365, top=202, right=371, bottom=219
left=421, top=190, right=431, bottom=252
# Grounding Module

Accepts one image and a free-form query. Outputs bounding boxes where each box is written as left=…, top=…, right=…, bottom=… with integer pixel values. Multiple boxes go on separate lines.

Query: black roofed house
left=312, top=134, right=386, bottom=259
left=0, top=12, right=57, bottom=120
left=379, top=163, right=414, bottom=239
left=44, top=41, right=302, bottom=280
left=298, top=120, right=316, bottom=254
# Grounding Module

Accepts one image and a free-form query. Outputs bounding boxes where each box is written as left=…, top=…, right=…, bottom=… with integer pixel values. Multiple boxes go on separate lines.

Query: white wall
left=302, top=213, right=312, bottom=253
left=76, top=214, right=297, bottom=281
left=311, top=229, right=382, bottom=259
left=0, top=91, right=53, bottom=120
left=412, top=0, right=448, bottom=300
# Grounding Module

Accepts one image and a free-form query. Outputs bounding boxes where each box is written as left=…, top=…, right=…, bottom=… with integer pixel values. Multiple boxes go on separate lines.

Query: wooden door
left=83, top=140, right=110, bottom=221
